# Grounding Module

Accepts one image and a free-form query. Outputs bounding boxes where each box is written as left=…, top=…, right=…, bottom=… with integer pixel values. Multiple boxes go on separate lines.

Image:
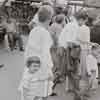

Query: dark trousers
left=8, top=33, right=23, bottom=50
left=50, top=47, right=67, bottom=89
left=8, top=33, right=14, bottom=50
left=13, top=33, right=23, bottom=50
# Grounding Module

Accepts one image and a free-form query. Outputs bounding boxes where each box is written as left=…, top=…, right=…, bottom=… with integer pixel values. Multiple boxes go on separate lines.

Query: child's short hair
left=26, top=56, right=40, bottom=68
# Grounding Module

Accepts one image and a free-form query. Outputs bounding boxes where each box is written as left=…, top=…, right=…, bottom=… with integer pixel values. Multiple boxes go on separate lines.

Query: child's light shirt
left=19, top=68, right=53, bottom=97
left=86, top=54, right=98, bottom=78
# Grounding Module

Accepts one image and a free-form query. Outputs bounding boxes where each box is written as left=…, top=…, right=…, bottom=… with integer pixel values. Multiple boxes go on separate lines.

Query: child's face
left=29, top=63, right=40, bottom=73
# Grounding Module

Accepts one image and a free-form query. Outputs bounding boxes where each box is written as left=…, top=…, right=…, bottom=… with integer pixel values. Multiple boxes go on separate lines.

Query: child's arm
left=18, top=70, right=31, bottom=91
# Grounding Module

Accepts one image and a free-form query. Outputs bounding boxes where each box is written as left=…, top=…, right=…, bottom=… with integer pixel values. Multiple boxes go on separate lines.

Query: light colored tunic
left=25, top=26, right=53, bottom=68
left=86, top=54, right=98, bottom=89
left=78, top=25, right=90, bottom=42
left=58, top=20, right=80, bottom=48
left=86, top=54, right=98, bottom=78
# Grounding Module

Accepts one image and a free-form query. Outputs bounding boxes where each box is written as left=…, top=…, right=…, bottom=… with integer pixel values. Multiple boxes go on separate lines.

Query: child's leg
left=91, top=72, right=98, bottom=91
left=67, top=76, right=74, bottom=92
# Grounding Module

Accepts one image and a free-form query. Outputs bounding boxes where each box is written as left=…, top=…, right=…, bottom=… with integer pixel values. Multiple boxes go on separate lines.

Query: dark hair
left=63, top=7, right=68, bottom=16
left=75, top=11, right=88, bottom=20
left=55, top=14, right=64, bottom=24
left=42, top=1, right=52, bottom=6
left=91, top=45, right=97, bottom=50
left=26, top=56, right=40, bottom=68
left=55, top=6, right=63, bottom=15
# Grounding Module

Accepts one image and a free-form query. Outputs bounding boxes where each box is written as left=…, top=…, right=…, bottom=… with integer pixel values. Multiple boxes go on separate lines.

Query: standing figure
left=66, top=43, right=81, bottom=100
left=49, top=14, right=66, bottom=95
left=5, top=18, right=16, bottom=51
left=86, top=45, right=98, bottom=93
left=23, top=5, right=54, bottom=100
left=58, top=13, right=80, bottom=93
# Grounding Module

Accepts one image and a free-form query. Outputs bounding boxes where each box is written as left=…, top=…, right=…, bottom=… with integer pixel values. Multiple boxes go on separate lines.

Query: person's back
left=58, top=20, right=79, bottom=48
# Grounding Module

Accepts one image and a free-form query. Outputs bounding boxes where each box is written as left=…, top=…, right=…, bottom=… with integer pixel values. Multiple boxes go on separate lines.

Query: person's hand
left=48, top=76, right=54, bottom=81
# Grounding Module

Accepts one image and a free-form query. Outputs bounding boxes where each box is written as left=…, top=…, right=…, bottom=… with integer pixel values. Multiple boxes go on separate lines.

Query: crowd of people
left=0, top=1, right=100, bottom=100
left=17, top=2, right=100, bottom=100
left=0, top=16, right=24, bottom=51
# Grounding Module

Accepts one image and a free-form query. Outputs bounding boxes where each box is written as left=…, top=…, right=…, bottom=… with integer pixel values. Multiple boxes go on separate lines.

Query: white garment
left=78, top=25, right=90, bottom=50
left=77, top=25, right=90, bottom=79
left=78, top=25, right=90, bottom=42
left=86, top=54, right=98, bottom=78
left=19, top=68, right=53, bottom=100
left=24, top=25, right=53, bottom=78
left=86, top=54, right=98, bottom=89
left=58, top=20, right=79, bottom=48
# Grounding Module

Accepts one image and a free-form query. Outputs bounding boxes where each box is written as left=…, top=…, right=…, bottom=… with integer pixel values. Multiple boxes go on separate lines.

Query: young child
left=79, top=45, right=98, bottom=100
left=86, top=45, right=98, bottom=93
left=18, top=56, right=53, bottom=100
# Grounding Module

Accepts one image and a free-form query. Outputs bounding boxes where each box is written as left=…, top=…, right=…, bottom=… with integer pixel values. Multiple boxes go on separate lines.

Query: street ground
left=0, top=36, right=100, bottom=100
